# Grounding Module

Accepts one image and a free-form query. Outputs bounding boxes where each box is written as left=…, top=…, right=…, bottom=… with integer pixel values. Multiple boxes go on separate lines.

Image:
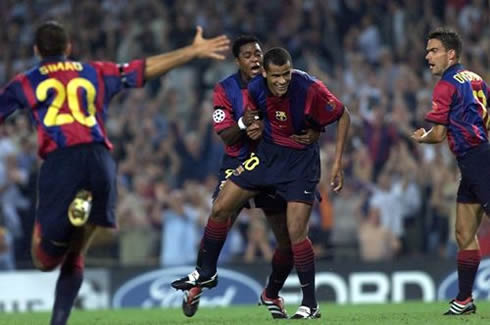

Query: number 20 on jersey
left=36, top=77, right=97, bottom=127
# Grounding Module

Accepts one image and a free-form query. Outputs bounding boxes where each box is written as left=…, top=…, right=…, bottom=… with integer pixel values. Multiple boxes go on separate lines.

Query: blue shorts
left=230, top=141, right=320, bottom=204
left=457, top=143, right=490, bottom=214
left=37, top=143, right=117, bottom=248
left=213, top=154, right=286, bottom=213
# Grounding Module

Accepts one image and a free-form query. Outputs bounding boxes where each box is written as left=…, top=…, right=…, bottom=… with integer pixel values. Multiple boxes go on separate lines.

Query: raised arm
left=145, top=26, right=229, bottom=80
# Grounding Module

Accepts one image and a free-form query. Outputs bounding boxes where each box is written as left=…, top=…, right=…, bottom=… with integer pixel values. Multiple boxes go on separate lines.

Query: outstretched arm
left=145, top=26, right=229, bottom=80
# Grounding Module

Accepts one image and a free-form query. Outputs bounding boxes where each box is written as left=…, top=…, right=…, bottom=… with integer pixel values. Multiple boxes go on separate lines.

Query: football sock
left=195, top=239, right=204, bottom=270
left=50, top=253, right=84, bottom=325
left=456, top=249, right=481, bottom=301
left=292, top=238, right=317, bottom=308
left=199, top=218, right=229, bottom=278
left=265, top=248, right=294, bottom=299
left=196, top=218, right=231, bottom=271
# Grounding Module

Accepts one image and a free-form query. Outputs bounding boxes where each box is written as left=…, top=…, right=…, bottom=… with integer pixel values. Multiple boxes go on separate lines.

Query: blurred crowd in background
left=1, top=0, right=490, bottom=270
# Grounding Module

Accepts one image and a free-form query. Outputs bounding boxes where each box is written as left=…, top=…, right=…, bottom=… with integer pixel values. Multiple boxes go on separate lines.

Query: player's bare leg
left=258, top=211, right=291, bottom=319
left=172, top=180, right=256, bottom=292
left=455, top=203, right=483, bottom=250
left=287, top=202, right=321, bottom=319
left=31, top=190, right=97, bottom=325
left=445, top=202, right=483, bottom=315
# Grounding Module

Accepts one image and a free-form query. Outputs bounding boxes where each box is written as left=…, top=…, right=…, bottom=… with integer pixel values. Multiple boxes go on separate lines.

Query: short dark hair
left=232, top=35, right=261, bottom=58
left=263, top=47, right=292, bottom=71
left=34, top=21, right=69, bottom=57
left=427, top=27, right=462, bottom=58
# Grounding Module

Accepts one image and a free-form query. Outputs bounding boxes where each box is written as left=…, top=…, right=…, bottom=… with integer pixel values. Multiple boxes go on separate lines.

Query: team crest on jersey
left=275, top=111, right=287, bottom=121
left=213, top=109, right=226, bottom=123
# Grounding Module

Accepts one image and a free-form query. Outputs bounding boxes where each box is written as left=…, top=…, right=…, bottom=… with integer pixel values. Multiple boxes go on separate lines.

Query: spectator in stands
left=358, top=206, right=401, bottom=262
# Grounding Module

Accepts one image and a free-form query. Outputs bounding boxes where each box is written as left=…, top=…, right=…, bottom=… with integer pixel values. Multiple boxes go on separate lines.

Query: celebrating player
left=178, top=36, right=316, bottom=319
left=412, top=27, right=489, bottom=315
left=172, top=47, right=350, bottom=319
left=0, top=20, right=229, bottom=325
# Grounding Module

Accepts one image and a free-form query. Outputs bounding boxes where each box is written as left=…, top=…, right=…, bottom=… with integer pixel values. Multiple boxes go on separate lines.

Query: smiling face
left=236, top=42, right=263, bottom=81
left=425, top=38, right=455, bottom=76
left=264, top=61, right=292, bottom=97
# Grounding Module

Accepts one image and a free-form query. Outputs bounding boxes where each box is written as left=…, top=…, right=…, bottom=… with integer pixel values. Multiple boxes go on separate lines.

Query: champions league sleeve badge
left=213, top=109, right=226, bottom=123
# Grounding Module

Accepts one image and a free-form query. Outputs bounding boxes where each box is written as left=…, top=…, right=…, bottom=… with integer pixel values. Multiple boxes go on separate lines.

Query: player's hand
left=411, top=128, right=427, bottom=143
left=246, top=121, right=264, bottom=140
left=290, top=129, right=320, bottom=145
left=330, top=161, right=343, bottom=193
left=192, top=26, right=230, bottom=60
left=243, top=109, right=261, bottom=126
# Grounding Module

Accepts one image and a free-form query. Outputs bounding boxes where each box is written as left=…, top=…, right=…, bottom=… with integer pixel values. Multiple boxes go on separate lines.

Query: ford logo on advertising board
left=113, top=267, right=263, bottom=308
left=438, top=259, right=490, bottom=300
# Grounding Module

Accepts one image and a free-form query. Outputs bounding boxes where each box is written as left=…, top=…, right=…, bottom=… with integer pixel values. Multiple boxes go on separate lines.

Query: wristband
left=238, top=117, right=247, bottom=130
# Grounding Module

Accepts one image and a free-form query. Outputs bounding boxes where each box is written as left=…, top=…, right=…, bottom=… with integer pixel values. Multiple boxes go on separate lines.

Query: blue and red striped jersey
left=247, top=69, right=344, bottom=149
left=425, top=63, right=490, bottom=157
left=212, top=72, right=252, bottom=160
left=0, top=56, right=145, bottom=158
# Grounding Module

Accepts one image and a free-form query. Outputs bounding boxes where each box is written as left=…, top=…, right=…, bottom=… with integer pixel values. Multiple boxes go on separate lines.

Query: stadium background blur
left=0, top=0, right=489, bottom=272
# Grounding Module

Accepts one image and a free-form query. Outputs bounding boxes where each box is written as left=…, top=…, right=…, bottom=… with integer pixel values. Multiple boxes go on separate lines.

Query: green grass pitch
left=2, top=301, right=490, bottom=324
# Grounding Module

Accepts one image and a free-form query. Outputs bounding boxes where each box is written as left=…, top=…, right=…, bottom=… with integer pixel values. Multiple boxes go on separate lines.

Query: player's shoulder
left=247, top=74, right=266, bottom=95
left=433, top=78, right=457, bottom=100
left=10, top=71, right=29, bottom=84
left=291, top=69, right=317, bottom=89
left=18, top=62, right=43, bottom=79
left=290, top=69, right=320, bottom=94
left=291, top=69, right=317, bottom=86
left=87, top=60, right=119, bottom=74
left=441, top=64, right=483, bottom=85
left=216, top=72, right=241, bottom=90
left=4, top=65, right=39, bottom=88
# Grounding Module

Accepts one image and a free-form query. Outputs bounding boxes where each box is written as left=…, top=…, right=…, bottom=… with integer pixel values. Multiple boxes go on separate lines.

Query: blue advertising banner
left=109, top=258, right=490, bottom=307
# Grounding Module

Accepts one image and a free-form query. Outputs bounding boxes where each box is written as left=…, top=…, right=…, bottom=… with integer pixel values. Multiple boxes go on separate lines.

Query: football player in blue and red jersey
left=178, top=36, right=309, bottom=319
left=0, top=20, right=229, bottom=325
left=412, top=27, right=489, bottom=316
left=173, top=47, right=350, bottom=319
